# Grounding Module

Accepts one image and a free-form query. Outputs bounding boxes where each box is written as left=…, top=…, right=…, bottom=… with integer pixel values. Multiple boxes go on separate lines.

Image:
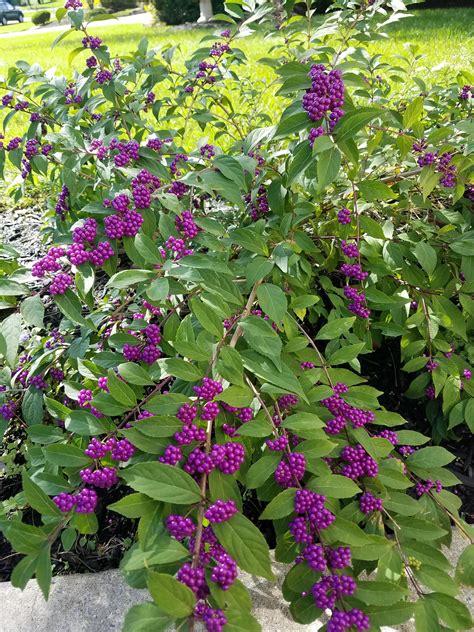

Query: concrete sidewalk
left=0, top=530, right=471, bottom=631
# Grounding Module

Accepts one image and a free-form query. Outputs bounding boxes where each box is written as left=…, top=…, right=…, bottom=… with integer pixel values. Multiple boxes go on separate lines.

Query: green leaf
left=61, top=528, right=76, bottom=552
left=147, top=572, right=195, bottom=617
left=134, top=234, right=161, bottom=264
left=395, top=516, right=448, bottom=541
left=396, top=430, right=429, bottom=446
left=326, top=517, right=372, bottom=546
left=401, top=540, right=450, bottom=572
left=334, top=108, right=381, bottom=142
left=238, top=417, right=273, bottom=438
left=432, top=296, right=467, bottom=341
left=356, top=580, right=408, bottom=606
left=121, top=462, right=201, bottom=504
left=124, top=537, right=189, bottom=570
left=22, top=387, right=44, bottom=425
left=364, top=602, right=415, bottom=627
left=22, top=472, right=61, bottom=516
left=21, top=295, right=45, bottom=327
left=281, top=412, right=325, bottom=438
left=403, top=95, right=424, bottom=129
left=107, top=369, right=137, bottom=407
left=406, top=446, right=455, bottom=469
left=208, top=580, right=252, bottom=614
left=358, top=180, right=395, bottom=201
left=415, top=565, right=459, bottom=596
left=424, top=593, right=473, bottom=630
left=108, top=493, right=158, bottom=519
left=240, top=316, right=282, bottom=365
left=123, top=602, right=174, bottom=632
left=146, top=278, right=169, bottom=303
left=384, top=492, right=420, bottom=516
left=44, top=443, right=91, bottom=467
left=260, top=489, right=296, bottom=520
left=118, top=363, right=154, bottom=386
left=246, top=453, right=281, bottom=489
left=216, top=346, right=244, bottom=386
left=230, top=227, right=268, bottom=256
left=307, top=474, right=361, bottom=498
left=256, top=283, right=287, bottom=326
left=328, top=343, right=366, bottom=365
left=173, top=341, right=211, bottom=362
left=275, top=111, right=309, bottom=138
left=315, top=317, right=355, bottom=340
left=55, top=290, right=94, bottom=328
left=377, top=465, right=412, bottom=489
left=0, top=521, right=47, bottom=554
left=224, top=610, right=262, bottom=632
left=286, top=141, right=313, bottom=183
left=414, top=242, right=437, bottom=277
left=107, top=270, right=155, bottom=289
left=213, top=512, right=274, bottom=580
left=208, top=469, right=242, bottom=510
left=36, top=545, right=52, bottom=599
left=316, top=146, right=341, bottom=192
left=0, top=312, right=21, bottom=367
left=190, top=298, right=223, bottom=338
left=214, top=155, right=246, bottom=189
left=0, top=279, right=27, bottom=296
left=161, top=358, right=204, bottom=382
left=216, top=386, right=253, bottom=408
left=455, top=544, right=474, bottom=587
left=294, top=438, right=337, bottom=459
left=10, top=555, right=38, bottom=590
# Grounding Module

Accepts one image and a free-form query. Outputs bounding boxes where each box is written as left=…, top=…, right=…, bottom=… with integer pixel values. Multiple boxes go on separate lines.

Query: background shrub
left=100, top=0, right=136, bottom=13
left=153, top=0, right=225, bottom=25
left=31, top=10, right=50, bottom=25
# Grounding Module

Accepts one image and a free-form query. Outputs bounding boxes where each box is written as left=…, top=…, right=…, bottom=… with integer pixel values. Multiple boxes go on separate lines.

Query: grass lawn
left=0, top=8, right=471, bottom=142
left=0, top=21, right=32, bottom=33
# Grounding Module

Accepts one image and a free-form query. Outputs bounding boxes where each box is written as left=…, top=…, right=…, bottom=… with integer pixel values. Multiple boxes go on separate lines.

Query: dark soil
left=0, top=475, right=137, bottom=582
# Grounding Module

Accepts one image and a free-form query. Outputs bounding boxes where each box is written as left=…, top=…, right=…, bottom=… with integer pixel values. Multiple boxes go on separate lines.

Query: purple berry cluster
left=415, top=478, right=442, bottom=497
left=53, top=488, right=98, bottom=514
left=302, top=64, right=345, bottom=140
left=204, top=499, right=238, bottom=523
left=244, top=185, right=269, bottom=221
left=80, top=467, right=118, bottom=489
left=340, top=445, right=378, bottom=479
left=84, top=436, right=135, bottom=462
left=289, top=490, right=335, bottom=544
left=322, top=383, right=375, bottom=434
left=122, top=323, right=162, bottom=365
left=165, top=513, right=236, bottom=629
left=413, top=142, right=457, bottom=188
left=359, top=491, right=383, bottom=514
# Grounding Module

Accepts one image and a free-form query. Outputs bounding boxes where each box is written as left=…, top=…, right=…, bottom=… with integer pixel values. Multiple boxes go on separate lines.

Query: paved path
left=0, top=11, right=153, bottom=39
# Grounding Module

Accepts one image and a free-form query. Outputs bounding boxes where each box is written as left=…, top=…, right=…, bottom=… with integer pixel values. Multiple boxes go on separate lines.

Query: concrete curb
left=0, top=531, right=471, bottom=632
left=0, top=561, right=396, bottom=632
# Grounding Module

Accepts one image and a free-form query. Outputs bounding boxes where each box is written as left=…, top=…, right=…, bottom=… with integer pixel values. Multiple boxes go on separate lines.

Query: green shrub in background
left=31, top=10, right=50, bottom=25
left=100, top=0, right=136, bottom=13
left=153, top=0, right=225, bottom=25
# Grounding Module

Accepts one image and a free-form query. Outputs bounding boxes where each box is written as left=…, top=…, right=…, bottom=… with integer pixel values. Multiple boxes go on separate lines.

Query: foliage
left=31, top=9, right=51, bottom=24
left=100, top=0, right=136, bottom=13
left=153, top=0, right=225, bottom=25
left=0, top=0, right=473, bottom=631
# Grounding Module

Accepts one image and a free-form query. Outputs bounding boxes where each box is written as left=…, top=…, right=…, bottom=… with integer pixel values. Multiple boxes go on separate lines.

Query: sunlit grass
left=0, top=8, right=472, bottom=144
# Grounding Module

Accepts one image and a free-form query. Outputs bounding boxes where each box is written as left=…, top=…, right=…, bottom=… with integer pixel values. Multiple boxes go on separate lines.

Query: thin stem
left=292, top=317, right=334, bottom=387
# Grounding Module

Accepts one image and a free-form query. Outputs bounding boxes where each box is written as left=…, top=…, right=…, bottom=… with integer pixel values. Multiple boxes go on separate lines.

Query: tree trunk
left=198, top=0, right=213, bottom=23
